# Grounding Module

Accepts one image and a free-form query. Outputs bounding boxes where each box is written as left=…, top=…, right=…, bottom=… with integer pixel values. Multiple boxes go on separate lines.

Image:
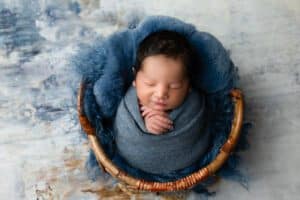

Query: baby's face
left=133, top=54, right=190, bottom=111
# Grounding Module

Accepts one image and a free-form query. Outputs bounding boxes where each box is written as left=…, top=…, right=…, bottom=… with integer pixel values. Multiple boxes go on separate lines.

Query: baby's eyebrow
left=141, top=73, right=155, bottom=81
left=142, top=75, right=155, bottom=81
left=141, top=71, right=186, bottom=83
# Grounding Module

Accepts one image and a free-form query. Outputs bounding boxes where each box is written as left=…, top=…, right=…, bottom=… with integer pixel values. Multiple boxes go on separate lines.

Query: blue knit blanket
left=74, top=15, right=250, bottom=193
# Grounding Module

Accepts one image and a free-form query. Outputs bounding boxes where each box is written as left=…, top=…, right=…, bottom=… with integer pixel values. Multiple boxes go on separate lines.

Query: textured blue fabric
left=73, top=15, right=249, bottom=192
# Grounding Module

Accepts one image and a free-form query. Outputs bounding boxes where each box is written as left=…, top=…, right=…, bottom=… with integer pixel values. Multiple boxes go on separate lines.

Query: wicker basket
left=77, top=81, right=244, bottom=192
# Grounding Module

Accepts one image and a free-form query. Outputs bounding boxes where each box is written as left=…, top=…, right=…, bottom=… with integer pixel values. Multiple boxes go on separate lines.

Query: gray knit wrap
left=114, top=86, right=210, bottom=174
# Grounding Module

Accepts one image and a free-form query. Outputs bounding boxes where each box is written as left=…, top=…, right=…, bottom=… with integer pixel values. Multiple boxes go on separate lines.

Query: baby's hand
left=141, top=106, right=173, bottom=135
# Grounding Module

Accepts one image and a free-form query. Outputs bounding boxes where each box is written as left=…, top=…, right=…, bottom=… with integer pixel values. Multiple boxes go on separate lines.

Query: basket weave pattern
left=78, top=82, right=244, bottom=192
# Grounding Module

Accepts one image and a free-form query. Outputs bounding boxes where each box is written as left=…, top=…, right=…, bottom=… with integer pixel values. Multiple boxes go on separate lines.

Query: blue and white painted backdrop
left=1, top=0, right=300, bottom=199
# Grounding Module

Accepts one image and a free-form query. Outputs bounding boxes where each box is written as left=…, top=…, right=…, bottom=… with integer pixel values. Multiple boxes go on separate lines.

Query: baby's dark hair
left=134, top=30, right=199, bottom=80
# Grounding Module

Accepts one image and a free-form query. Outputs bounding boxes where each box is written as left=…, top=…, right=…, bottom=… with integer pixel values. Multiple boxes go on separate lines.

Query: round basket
left=77, top=81, right=244, bottom=192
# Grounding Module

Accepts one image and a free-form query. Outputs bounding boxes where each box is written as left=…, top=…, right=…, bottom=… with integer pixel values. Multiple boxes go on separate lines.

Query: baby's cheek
left=138, top=92, right=151, bottom=105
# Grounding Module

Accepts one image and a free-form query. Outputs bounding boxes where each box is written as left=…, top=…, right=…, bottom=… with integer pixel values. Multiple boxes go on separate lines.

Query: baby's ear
left=132, top=80, right=136, bottom=87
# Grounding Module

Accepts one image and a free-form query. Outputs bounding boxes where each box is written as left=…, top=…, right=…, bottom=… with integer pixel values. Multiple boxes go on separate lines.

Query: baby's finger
left=148, top=124, right=164, bottom=135
left=150, top=122, right=166, bottom=134
left=142, top=108, right=153, bottom=117
left=151, top=118, right=173, bottom=131
left=147, top=110, right=168, bottom=119
left=140, top=106, right=148, bottom=111
left=153, top=115, right=173, bottom=125
left=142, top=109, right=151, bottom=117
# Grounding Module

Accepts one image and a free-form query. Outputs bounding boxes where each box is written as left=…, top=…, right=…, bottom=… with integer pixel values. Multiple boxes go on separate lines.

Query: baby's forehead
left=140, top=67, right=187, bottom=82
left=140, top=56, right=188, bottom=78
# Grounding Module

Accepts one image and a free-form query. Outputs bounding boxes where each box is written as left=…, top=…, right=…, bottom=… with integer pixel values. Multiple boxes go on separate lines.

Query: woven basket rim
left=77, top=81, right=244, bottom=192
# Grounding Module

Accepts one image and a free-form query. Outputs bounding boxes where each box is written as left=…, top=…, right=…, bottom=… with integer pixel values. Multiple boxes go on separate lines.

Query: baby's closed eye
left=143, top=81, right=182, bottom=89
left=169, top=82, right=182, bottom=89
left=144, top=81, right=155, bottom=86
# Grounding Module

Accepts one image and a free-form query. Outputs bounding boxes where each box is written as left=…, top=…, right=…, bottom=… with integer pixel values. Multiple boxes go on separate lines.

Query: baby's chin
left=150, top=103, right=174, bottom=112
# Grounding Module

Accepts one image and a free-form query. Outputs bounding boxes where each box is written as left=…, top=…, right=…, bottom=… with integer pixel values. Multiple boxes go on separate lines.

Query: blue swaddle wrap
left=114, top=86, right=210, bottom=174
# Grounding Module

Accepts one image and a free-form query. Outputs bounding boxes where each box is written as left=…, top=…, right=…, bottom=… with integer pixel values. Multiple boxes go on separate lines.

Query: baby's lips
left=153, top=104, right=166, bottom=110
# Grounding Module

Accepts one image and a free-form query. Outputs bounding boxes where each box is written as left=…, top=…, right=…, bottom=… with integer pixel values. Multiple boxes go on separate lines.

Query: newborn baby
left=114, top=31, right=210, bottom=174
left=133, top=31, right=194, bottom=135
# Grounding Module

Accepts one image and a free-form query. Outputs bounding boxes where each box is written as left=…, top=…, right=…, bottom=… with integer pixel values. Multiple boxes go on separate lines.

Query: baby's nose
left=155, top=85, right=169, bottom=99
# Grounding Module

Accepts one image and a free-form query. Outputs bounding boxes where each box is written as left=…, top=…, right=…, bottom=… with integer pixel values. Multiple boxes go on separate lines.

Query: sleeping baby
left=114, top=30, right=210, bottom=174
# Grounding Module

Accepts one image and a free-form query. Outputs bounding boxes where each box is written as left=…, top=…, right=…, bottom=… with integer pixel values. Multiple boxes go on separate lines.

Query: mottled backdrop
left=0, top=0, right=299, bottom=199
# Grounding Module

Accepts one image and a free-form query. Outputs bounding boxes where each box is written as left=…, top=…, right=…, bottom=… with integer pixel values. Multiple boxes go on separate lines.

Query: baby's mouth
left=152, top=101, right=167, bottom=110
left=155, top=101, right=166, bottom=105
